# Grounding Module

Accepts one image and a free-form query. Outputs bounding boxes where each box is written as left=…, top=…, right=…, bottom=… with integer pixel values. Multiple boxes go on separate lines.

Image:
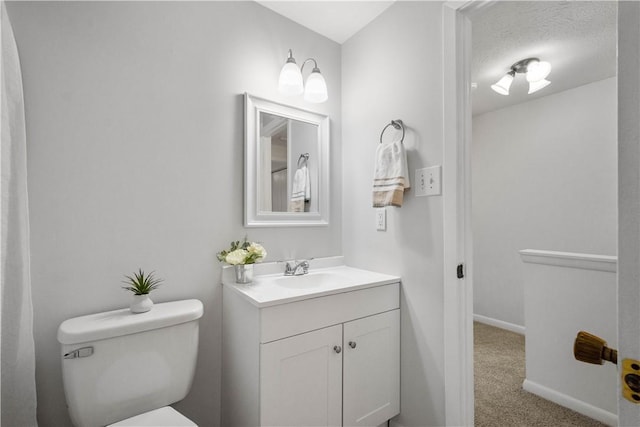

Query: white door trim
left=442, top=2, right=495, bottom=426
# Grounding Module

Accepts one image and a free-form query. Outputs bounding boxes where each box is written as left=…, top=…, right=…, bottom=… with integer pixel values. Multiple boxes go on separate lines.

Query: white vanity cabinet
left=260, top=324, right=343, bottom=426
left=342, top=310, right=400, bottom=426
left=222, top=276, right=400, bottom=427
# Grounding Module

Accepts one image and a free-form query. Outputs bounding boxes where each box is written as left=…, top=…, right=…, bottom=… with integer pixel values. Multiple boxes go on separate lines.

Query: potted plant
left=122, top=269, right=163, bottom=313
left=217, top=237, right=267, bottom=284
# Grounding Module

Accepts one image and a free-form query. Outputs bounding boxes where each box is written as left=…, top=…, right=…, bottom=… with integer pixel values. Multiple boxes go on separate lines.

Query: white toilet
left=57, top=299, right=203, bottom=426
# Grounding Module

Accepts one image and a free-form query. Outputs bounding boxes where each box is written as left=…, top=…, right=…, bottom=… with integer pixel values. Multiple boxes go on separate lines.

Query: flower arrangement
left=217, top=237, right=267, bottom=265
left=122, top=269, right=163, bottom=295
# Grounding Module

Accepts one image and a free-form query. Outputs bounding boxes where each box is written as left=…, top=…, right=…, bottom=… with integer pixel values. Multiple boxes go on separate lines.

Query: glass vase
left=234, top=264, right=254, bottom=284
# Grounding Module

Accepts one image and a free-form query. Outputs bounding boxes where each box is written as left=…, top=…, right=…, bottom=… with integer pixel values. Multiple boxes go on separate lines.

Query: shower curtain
left=1, top=2, right=38, bottom=426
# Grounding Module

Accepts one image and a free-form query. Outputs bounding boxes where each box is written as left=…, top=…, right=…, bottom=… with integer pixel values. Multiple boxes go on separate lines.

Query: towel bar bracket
left=297, top=153, right=309, bottom=168
left=380, top=119, right=405, bottom=144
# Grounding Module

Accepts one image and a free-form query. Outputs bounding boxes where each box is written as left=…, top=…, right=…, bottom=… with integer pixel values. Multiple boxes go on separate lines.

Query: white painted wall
left=342, top=2, right=446, bottom=426
left=521, top=251, right=617, bottom=425
left=5, top=2, right=342, bottom=426
left=472, top=78, right=617, bottom=328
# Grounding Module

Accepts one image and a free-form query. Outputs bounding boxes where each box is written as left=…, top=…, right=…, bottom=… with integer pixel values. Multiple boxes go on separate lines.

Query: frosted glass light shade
left=528, top=78, right=551, bottom=94
left=491, top=72, right=514, bottom=96
left=526, top=60, right=551, bottom=82
left=278, top=61, right=304, bottom=96
left=304, top=70, right=328, bottom=103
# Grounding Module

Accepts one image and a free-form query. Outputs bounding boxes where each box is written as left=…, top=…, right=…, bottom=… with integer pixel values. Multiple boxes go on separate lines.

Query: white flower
left=247, top=243, right=267, bottom=261
left=225, top=249, right=248, bottom=265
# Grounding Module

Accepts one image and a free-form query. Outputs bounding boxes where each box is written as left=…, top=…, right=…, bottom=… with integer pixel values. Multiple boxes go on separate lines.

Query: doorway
left=442, top=1, right=628, bottom=426
left=471, top=2, right=617, bottom=424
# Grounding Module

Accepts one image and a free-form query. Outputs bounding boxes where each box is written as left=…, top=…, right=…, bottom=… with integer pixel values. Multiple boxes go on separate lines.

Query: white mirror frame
left=244, top=93, right=330, bottom=227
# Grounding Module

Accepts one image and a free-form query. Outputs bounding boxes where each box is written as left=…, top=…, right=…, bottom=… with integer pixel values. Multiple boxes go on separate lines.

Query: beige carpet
left=474, top=322, right=608, bottom=427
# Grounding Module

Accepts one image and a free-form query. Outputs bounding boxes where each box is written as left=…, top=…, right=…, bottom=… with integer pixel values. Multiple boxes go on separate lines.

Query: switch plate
left=415, top=165, right=442, bottom=197
left=376, top=208, right=386, bottom=231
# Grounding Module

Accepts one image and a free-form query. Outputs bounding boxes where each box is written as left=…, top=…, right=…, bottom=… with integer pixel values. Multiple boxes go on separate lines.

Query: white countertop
left=221, top=256, right=400, bottom=308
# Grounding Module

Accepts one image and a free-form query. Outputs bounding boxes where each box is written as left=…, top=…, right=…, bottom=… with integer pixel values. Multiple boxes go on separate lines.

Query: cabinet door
left=260, top=324, right=343, bottom=427
left=343, top=310, right=400, bottom=427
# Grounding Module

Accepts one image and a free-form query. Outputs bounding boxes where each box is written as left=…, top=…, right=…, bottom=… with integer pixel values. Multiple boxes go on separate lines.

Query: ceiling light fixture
left=278, top=49, right=328, bottom=103
left=491, top=57, right=552, bottom=96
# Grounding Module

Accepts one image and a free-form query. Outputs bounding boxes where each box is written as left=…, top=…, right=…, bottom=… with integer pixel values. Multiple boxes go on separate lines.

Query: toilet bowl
left=57, top=299, right=203, bottom=427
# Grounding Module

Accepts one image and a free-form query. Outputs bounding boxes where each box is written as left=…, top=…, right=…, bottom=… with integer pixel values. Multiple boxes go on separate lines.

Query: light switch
left=415, top=166, right=442, bottom=197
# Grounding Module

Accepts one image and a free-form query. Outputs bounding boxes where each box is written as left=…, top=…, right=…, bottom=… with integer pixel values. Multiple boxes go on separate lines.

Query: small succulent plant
left=122, top=269, right=163, bottom=295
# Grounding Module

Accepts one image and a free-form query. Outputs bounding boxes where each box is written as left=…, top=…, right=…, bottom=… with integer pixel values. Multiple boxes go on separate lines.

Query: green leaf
left=122, top=269, right=163, bottom=295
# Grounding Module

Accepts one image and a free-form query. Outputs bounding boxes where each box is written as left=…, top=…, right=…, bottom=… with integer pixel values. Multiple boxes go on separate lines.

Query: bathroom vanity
left=221, top=258, right=400, bottom=427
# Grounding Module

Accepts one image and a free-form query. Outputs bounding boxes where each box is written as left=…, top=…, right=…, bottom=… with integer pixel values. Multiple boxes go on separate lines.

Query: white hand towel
left=303, top=165, right=311, bottom=202
left=289, top=165, right=310, bottom=212
left=372, top=140, right=410, bottom=207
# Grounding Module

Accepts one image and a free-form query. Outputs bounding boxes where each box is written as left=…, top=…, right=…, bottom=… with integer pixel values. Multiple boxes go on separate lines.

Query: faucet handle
left=300, top=260, right=310, bottom=274
left=284, top=260, right=295, bottom=274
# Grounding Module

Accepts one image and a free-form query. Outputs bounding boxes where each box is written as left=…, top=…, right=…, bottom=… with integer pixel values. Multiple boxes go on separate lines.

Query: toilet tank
left=57, top=299, right=203, bottom=427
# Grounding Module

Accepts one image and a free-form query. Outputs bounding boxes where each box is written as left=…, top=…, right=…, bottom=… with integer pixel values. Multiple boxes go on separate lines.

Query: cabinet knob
left=333, top=345, right=342, bottom=354
left=348, top=341, right=357, bottom=349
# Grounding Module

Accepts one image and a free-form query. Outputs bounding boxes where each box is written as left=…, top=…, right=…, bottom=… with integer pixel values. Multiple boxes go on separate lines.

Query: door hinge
left=457, top=264, right=464, bottom=279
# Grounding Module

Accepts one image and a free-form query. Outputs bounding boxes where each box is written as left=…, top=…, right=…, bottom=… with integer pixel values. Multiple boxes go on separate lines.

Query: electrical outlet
left=376, top=208, right=386, bottom=231
left=415, top=165, right=442, bottom=197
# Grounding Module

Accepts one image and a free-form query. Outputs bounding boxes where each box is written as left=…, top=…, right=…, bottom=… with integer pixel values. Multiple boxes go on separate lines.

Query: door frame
left=443, top=2, right=640, bottom=426
left=442, top=2, right=490, bottom=425
left=617, top=2, right=640, bottom=425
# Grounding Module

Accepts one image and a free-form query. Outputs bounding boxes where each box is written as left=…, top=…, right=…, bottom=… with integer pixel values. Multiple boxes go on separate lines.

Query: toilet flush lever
left=64, top=346, right=94, bottom=359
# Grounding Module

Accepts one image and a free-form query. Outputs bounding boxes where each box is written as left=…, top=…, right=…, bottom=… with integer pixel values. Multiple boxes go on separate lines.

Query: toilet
left=57, top=299, right=203, bottom=426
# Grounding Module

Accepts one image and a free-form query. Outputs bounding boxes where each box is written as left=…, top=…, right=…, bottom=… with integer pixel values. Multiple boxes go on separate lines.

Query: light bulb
left=491, top=72, right=514, bottom=96
left=528, top=78, right=551, bottom=94
left=304, top=68, right=328, bottom=103
left=526, top=60, right=551, bottom=82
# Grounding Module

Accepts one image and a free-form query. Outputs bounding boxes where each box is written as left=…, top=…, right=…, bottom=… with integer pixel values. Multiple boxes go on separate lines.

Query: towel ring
left=379, top=119, right=405, bottom=144
left=297, top=153, right=309, bottom=167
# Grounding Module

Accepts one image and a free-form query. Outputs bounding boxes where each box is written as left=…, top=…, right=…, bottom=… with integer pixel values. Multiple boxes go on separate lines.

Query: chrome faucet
left=284, top=259, right=311, bottom=276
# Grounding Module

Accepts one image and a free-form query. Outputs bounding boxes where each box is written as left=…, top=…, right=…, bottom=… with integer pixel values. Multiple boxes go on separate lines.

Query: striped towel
left=372, top=140, right=410, bottom=207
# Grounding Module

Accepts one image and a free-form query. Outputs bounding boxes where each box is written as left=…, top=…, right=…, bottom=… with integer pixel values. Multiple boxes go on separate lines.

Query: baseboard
left=473, top=314, right=525, bottom=335
left=522, top=379, right=617, bottom=426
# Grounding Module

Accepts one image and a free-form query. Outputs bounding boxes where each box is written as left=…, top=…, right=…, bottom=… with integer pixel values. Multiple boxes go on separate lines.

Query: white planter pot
left=130, top=294, right=154, bottom=313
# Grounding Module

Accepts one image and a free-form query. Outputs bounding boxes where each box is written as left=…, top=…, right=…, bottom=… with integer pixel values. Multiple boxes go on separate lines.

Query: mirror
left=245, top=93, right=330, bottom=227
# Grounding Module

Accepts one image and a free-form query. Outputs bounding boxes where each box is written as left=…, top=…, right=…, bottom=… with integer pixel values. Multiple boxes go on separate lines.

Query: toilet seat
left=108, top=406, right=196, bottom=426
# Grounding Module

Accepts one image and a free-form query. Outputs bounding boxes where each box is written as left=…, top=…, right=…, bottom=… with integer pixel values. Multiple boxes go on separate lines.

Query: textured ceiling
left=472, top=1, right=617, bottom=116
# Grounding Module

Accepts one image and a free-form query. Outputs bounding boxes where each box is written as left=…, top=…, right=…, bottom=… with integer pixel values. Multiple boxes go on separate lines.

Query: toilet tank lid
left=57, top=299, right=203, bottom=345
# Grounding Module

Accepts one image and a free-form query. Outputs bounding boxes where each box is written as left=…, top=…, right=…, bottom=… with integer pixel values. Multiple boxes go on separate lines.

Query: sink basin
left=274, top=272, right=351, bottom=289
left=222, top=260, right=401, bottom=307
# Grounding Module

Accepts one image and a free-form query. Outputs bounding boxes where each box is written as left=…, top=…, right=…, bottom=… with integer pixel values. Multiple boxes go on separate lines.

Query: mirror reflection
left=245, top=93, right=329, bottom=227
left=259, top=112, right=318, bottom=213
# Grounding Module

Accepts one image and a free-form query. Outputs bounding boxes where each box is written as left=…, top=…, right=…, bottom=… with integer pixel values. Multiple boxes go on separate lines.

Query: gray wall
left=342, top=2, right=446, bottom=426
left=472, top=77, right=617, bottom=328
left=6, top=2, right=341, bottom=426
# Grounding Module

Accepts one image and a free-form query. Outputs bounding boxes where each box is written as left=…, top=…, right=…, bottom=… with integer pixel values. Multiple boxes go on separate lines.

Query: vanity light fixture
left=491, top=57, right=552, bottom=96
left=278, top=49, right=328, bottom=103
